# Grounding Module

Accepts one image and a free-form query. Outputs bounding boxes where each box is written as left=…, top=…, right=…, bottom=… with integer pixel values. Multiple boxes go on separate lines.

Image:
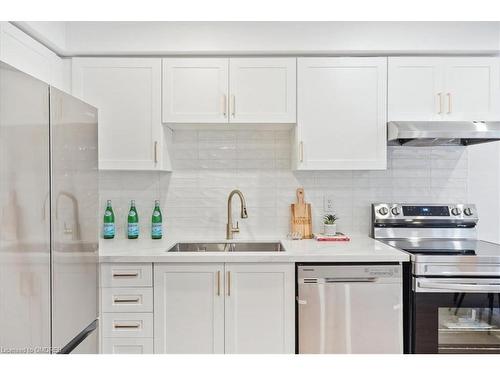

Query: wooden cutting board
left=290, top=187, right=313, bottom=239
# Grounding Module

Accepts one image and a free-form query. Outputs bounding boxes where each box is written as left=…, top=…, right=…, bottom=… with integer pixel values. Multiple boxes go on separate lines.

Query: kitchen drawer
left=101, top=263, right=152, bottom=287
left=102, top=338, right=154, bottom=354
left=102, top=313, right=153, bottom=338
left=101, top=288, right=153, bottom=313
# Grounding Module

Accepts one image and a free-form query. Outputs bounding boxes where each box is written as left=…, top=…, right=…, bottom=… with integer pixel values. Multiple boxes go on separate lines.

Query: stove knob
left=451, top=207, right=462, bottom=216
left=464, top=208, right=473, bottom=216
left=378, top=207, right=389, bottom=216
left=391, top=207, right=401, bottom=216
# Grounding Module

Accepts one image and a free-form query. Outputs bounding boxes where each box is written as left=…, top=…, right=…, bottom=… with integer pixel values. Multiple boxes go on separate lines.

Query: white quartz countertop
left=99, top=235, right=409, bottom=263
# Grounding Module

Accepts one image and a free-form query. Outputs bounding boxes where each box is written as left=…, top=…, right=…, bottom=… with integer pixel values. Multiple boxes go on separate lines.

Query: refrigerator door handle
left=57, top=319, right=98, bottom=354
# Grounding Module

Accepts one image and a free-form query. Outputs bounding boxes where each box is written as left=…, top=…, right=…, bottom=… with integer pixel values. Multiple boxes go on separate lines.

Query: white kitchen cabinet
left=162, top=58, right=229, bottom=123
left=296, top=57, right=387, bottom=170
left=154, top=263, right=225, bottom=354
left=389, top=57, right=500, bottom=121
left=162, top=57, right=296, bottom=124
left=388, top=57, right=444, bottom=121
left=102, top=338, right=154, bottom=354
left=0, top=22, right=69, bottom=91
left=224, top=263, right=295, bottom=354
left=444, top=58, right=500, bottom=120
left=229, top=58, right=296, bottom=123
left=153, top=262, right=294, bottom=354
left=99, top=263, right=154, bottom=354
left=72, top=58, right=172, bottom=171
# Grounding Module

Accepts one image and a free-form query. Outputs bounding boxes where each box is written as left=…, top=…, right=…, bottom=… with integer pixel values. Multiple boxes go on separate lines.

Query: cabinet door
left=444, top=57, right=500, bottom=121
left=72, top=58, right=164, bottom=170
left=297, top=57, right=387, bottom=170
left=162, top=58, right=228, bottom=123
left=224, top=263, right=295, bottom=354
left=388, top=57, right=445, bottom=121
left=154, top=263, right=225, bottom=354
left=229, top=58, right=296, bottom=123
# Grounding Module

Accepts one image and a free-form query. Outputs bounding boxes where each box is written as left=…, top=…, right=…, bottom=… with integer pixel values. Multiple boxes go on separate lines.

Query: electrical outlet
left=324, top=195, right=335, bottom=213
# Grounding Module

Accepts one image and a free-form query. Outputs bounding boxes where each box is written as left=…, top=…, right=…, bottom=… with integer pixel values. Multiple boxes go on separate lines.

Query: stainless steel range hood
left=387, top=121, right=500, bottom=146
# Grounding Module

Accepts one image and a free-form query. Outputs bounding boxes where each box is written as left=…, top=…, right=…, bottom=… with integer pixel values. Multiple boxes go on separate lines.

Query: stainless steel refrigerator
left=0, top=62, right=98, bottom=354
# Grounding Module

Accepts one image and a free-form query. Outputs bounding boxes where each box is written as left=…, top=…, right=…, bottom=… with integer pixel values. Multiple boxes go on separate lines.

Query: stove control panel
left=373, top=203, right=478, bottom=222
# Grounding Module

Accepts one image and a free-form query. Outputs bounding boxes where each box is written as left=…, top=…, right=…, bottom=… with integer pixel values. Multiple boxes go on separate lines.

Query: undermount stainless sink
left=167, top=242, right=283, bottom=252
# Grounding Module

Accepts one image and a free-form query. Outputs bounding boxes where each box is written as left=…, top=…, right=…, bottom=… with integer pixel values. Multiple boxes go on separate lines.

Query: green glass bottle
left=103, top=200, right=115, bottom=239
left=151, top=200, right=162, bottom=239
left=127, top=200, right=139, bottom=239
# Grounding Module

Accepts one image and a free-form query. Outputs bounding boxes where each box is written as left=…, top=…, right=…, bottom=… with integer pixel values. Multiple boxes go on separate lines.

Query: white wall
left=65, top=21, right=500, bottom=56
left=99, top=129, right=469, bottom=240
left=468, top=143, right=500, bottom=243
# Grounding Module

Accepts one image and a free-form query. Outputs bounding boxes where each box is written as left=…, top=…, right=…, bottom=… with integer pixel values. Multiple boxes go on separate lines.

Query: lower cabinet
left=154, top=263, right=225, bottom=354
left=102, top=338, right=154, bottom=354
left=100, top=263, right=154, bottom=354
left=154, top=263, right=295, bottom=354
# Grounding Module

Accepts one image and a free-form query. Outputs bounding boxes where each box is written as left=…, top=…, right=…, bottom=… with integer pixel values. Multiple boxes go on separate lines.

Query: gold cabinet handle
left=230, top=95, right=235, bottom=117
left=221, top=95, right=227, bottom=117
left=217, top=270, right=221, bottom=296
left=438, top=93, right=443, bottom=114
left=447, top=93, right=452, bottom=114
left=299, top=141, right=304, bottom=163
left=113, top=323, right=140, bottom=329
left=112, top=272, right=139, bottom=278
left=227, top=271, right=231, bottom=296
left=154, top=141, right=158, bottom=164
left=113, top=297, right=140, bottom=303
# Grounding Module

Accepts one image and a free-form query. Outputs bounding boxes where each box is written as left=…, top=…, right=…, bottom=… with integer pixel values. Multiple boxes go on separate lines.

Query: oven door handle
left=417, top=280, right=500, bottom=293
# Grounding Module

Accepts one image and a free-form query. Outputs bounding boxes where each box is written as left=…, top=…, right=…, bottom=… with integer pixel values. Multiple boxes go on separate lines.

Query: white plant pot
left=324, top=223, right=337, bottom=236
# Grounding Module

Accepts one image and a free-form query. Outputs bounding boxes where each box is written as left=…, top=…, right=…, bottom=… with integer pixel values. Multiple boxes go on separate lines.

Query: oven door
left=413, top=278, right=500, bottom=354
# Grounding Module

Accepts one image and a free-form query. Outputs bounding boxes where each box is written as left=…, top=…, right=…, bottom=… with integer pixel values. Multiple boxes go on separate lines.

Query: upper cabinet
left=72, top=58, right=171, bottom=171
left=162, top=58, right=229, bottom=123
left=228, top=58, right=296, bottom=123
left=162, top=57, right=296, bottom=124
left=389, top=57, right=500, bottom=121
left=295, top=57, right=387, bottom=170
left=444, top=58, right=500, bottom=120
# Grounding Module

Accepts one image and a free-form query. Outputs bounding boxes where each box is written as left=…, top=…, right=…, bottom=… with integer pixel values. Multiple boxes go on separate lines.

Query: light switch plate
left=324, top=194, right=335, bottom=212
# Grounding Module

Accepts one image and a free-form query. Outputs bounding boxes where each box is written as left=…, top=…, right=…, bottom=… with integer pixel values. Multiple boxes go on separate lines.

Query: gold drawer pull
left=227, top=271, right=231, bottom=296
left=217, top=271, right=221, bottom=296
left=113, top=323, right=140, bottom=329
left=112, top=272, right=139, bottom=278
left=113, top=297, right=140, bottom=303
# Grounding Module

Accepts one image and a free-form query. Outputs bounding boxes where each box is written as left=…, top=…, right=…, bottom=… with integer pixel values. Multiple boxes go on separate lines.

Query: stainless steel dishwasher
left=297, top=264, right=403, bottom=354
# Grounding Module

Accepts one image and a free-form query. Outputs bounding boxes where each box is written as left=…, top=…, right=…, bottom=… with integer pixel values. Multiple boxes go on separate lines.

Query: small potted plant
left=323, top=214, right=338, bottom=236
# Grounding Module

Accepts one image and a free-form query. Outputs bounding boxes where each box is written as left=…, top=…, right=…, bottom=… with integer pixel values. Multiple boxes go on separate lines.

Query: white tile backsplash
left=99, top=129, right=468, bottom=240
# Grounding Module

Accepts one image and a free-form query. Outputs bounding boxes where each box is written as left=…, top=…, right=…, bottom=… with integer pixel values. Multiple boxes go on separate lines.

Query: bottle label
left=153, top=211, right=160, bottom=217
left=129, top=211, right=136, bottom=217
left=103, top=223, right=115, bottom=237
left=105, top=210, right=112, bottom=217
left=152, top=222, right=162, bottom=237
left=128, top=223, right=139, bottom=237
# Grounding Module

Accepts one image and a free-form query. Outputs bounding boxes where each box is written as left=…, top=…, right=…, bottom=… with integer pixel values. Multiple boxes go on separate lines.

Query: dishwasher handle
left=325, top=277, right=377, bottom=283
left=300, top=277, right=378, bottom=284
